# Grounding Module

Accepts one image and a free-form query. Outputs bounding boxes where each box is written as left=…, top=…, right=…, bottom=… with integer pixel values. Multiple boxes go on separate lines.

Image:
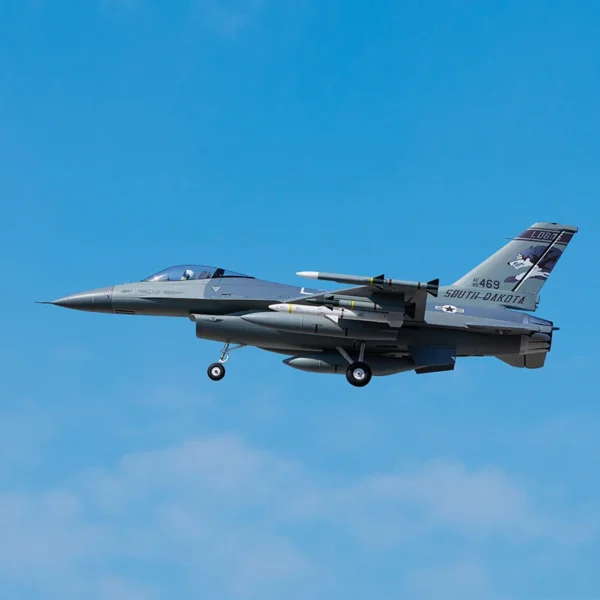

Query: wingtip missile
left=297, top=271, right=386, bottom=286
left=297, top=271, right=440, bottom=296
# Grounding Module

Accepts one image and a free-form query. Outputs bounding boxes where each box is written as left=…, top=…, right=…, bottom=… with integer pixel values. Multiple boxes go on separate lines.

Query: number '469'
left=476, top=279, right=500, bottom=289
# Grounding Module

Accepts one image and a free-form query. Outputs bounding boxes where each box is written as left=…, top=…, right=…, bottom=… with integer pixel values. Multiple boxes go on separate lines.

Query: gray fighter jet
left=41, top=222, right=577, bottom=386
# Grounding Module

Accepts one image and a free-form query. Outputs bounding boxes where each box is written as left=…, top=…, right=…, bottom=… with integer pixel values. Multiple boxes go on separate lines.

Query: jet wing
left=290, top=272, right=440, bottom=323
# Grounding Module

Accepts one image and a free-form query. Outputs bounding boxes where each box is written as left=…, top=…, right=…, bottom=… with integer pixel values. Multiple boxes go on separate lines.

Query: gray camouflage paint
left=42, top=221, right=577, bottom=379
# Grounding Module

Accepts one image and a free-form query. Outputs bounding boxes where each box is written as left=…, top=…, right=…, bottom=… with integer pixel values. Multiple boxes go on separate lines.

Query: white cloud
left=85, top=434, right=307, bottom=510
left=285, top=458, right=582, bottom=548
left=404, top=559, right=494, bottom=600
left=0, top=398, right=58, bottom=475
left=0, top=434, right=595, bottom=599
left=87, top=437, right=544, bottom=544
left=378, top=460, right=528, bottom=532
left=0, top=489, right=108, bottom=582
left=96, top=577, right=157, bottom=600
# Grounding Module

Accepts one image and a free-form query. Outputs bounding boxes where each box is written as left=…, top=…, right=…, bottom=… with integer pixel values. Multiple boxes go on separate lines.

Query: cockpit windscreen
left=142, top=265, right=253, bottom=282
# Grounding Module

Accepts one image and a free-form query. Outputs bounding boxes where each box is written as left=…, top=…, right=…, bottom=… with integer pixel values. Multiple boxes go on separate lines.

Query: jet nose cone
left=52, top=286, right=114, bottom=313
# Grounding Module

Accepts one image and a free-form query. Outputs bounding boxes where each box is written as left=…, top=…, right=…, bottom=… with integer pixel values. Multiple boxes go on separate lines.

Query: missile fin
left=427, top=278, right=440, bottom=297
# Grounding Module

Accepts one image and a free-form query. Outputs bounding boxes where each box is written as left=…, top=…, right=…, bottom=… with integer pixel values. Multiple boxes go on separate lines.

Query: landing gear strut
left=337, top=344, right=372, bottom=387
left=207, top=342, right=245, bottom=381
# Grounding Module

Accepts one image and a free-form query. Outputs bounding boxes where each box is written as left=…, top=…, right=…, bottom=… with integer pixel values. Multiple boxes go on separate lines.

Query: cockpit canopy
left=142, top=265, right=253, bottom=282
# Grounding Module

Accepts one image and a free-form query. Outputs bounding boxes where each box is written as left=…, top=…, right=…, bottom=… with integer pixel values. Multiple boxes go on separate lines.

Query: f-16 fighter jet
left=41, top=222, right=577, bottom=387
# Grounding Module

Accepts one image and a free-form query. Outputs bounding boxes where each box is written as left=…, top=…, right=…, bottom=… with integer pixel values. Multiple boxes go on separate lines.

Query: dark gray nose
left=51, top=286, right=114, bottom=313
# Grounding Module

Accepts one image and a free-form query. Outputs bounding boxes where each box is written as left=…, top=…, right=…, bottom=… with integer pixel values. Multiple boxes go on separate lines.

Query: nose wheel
left=337, top=343, right=373, bottom=387
left=208, top=362, right=226, bottom=381
left=207, top=342, right=245, bottom=381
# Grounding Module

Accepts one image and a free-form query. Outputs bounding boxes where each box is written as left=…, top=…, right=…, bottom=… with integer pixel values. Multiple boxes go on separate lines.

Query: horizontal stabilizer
left=496, top=353, right=547, bottom=369
left=465, top=323, right=550, bottom=335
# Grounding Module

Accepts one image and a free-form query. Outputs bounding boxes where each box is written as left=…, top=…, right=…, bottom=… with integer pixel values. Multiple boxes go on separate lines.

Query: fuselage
left=43, top=219, right=577, bottom=384
left=50, top=275, right=554, bottom=362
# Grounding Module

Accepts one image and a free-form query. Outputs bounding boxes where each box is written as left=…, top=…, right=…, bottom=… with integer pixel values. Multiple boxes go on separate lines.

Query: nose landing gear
left=207, top=362, right=226, bottom=381
left=207, top=342, right=245, bottom=381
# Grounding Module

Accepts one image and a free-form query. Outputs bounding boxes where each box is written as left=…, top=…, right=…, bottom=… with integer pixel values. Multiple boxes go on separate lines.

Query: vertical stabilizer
left=453, top=222, right=578, bottom=296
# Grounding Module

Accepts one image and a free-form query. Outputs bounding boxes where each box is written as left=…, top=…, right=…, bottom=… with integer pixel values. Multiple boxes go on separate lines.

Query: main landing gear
left=337, top=344, right=372, bottom=387
left=207, top=342, right=245, bottom=381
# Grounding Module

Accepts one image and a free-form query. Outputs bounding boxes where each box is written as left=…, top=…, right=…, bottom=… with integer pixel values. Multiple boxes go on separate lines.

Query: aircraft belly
left=190, top=312, right=529, bottom=359
left=191, top=314, right=399, bottom=352
left=395, top=328, right=524, bottom=357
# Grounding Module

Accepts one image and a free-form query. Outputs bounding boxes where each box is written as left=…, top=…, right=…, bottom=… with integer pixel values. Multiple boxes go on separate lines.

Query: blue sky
left=1, top=1, right=599, bottom=598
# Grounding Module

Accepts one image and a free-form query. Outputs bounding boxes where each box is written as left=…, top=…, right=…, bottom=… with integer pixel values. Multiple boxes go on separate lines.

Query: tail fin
left=453, top=222, right=578, bottom=296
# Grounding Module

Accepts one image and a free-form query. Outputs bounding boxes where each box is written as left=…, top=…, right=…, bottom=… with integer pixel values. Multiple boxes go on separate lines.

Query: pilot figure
left=181, top=269, right=195, bottom=280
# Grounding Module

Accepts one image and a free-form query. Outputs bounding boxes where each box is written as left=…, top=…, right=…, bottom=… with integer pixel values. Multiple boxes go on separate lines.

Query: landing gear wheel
left=208, top=363, right=226, bottom=381
left=346, top=361, right=372, bottom=387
